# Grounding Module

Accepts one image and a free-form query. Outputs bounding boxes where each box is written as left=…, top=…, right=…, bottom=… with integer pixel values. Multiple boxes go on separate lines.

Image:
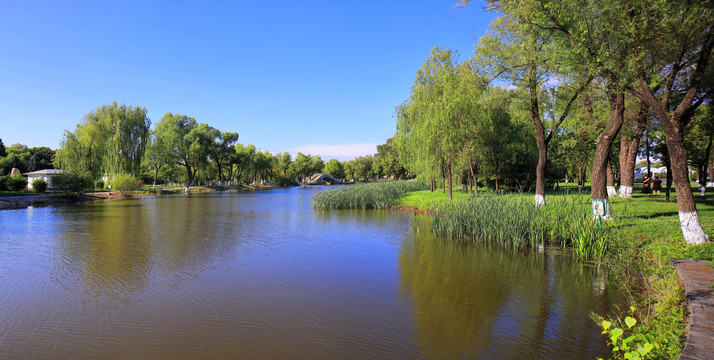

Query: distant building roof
left=23, top=169, right=64, bottom=176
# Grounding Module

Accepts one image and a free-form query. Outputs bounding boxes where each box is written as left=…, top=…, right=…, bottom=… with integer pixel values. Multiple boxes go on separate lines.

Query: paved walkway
left=672, top=258, right=714, bottom=360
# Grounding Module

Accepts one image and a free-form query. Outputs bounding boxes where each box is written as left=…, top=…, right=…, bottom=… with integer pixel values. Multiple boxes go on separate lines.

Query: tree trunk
left=530, top=70, right=548, bottom=208
left=709, top=144, right=714, bottom=188
left=645, top=131, right=651, bottom=179
left=618, top=102, right=648, bottom=198
left=591, top=90, right=625, bottom=220
left=701, top=133, right=713, bottom=196
left=606, top=160, right=617, bottom=198
left=638, top=75, right=709, bottom=243
left=468, top=149, right=478, bottom=198
left=665, top=160, right=672, bottom=203
left=447, top=157, right=453, bottom=200
left=534, top=119, right=547, bottom=208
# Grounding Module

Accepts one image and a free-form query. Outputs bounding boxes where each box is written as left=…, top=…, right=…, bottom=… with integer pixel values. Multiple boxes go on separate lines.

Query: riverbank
left=0, top=183, right=289, bottom=210
left=396, top=187, right=714, bottom=359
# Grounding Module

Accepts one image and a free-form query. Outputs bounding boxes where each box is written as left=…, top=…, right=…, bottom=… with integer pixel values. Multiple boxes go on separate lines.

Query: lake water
left=0, top=187, right=619, bottom=359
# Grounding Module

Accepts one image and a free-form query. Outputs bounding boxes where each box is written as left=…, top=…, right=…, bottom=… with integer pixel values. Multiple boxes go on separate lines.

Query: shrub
left=110, top=173, right=141, bottom=197
left=94, top=179, right=105, bottom=190
left=7, top=175, right=28, bottom=192
left=0, top=176, right=8, bottom=191
left=55, top=173, right=92, bottom=193
left=32, top=178, right=48, bottom=193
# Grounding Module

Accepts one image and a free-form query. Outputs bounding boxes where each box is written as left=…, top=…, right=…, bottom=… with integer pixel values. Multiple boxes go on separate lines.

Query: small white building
left=24, top=169, right=65, bottom=190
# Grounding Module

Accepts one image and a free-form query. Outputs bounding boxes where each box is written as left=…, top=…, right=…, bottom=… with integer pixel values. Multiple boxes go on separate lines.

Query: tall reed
left=431, top=195, right=546, bottom=249
left=311, top=181, right=428, bottom=210
left=431, top=192, right=614, bottom=258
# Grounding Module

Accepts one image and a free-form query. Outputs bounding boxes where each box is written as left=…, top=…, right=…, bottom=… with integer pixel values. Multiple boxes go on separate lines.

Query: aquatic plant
left=311, top=180, right=428, bottom=210
left=430, top=194, right=547, bottom=249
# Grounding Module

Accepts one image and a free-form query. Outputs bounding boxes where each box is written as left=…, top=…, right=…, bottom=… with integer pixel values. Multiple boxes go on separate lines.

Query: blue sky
left=0, top=1, right=495, bottom=161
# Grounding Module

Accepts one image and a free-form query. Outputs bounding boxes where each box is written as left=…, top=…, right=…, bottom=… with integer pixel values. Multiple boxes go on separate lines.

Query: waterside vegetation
left=311, top=180, right=714, bottom=358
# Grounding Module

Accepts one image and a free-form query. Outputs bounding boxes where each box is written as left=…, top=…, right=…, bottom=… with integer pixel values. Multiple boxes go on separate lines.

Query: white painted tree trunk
left=679, top=211, right=710, bottom=244
left=535, top=194, right=545, bottom=208
left=607, top=186, right=617, bottom=198
left=618, top=185, right=633, bottom=198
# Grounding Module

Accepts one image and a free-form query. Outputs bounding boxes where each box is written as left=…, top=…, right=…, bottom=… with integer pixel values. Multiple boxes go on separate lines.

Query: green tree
left=475, top=13, right=590, bottom=207
left=55, top=103, right=150, bottom=179
left=211, top=131, right=239, bottom=183
left=496, top=0, right=712, bottom=242
left=324, top=159, right=345, bottom=179
left=153, top=113, right=218, bottom=190
left=0, top=138, right=6, bottom=157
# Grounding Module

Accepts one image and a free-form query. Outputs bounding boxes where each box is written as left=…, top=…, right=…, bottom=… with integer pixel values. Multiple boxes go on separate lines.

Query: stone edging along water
left=672, top=258, right=714, bottom=360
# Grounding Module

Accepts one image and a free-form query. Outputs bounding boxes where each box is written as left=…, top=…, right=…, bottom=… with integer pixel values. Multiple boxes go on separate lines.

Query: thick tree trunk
left=639, top=82, right=709, bottom=243
left=618, top=103, right=648, bottom=198
left=668, top=135, right=708, bottom=243
left=606, top=161, right=617, bottom=198
left=591, top=91, right=625, bottom=221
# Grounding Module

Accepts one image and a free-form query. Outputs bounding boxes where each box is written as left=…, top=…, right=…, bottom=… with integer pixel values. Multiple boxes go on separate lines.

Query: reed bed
left=431, top=193, right=613, bottom=258
left=311, top=181, right=428, bottom=210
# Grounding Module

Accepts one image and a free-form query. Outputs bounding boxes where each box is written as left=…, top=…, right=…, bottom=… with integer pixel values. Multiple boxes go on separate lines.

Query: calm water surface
left=0, top=187, right=619, bottom=359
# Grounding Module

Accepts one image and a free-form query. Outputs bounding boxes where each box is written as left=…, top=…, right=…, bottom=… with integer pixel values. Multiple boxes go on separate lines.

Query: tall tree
left=502, top=0, right=712, bottom=242
left=154, top=113, right=218, bottom=190
left=55, top=103, right=150, bottom=178
left=211, top=131, right=239, bottom=183
left=475, top=13, right=590, bottom=207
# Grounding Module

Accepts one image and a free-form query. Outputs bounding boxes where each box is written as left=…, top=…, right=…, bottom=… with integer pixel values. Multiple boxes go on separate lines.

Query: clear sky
left=0, top=1, right=495, bottom=161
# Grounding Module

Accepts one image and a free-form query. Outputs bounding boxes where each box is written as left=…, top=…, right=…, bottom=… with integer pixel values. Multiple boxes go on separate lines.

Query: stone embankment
left=672, top=258, right=714, bottom=360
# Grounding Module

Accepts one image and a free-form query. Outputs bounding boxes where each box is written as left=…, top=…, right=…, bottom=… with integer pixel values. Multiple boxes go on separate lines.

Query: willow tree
left=395, top=47, right=487, bottom=199
left=55, top=102, right=150, bottom=179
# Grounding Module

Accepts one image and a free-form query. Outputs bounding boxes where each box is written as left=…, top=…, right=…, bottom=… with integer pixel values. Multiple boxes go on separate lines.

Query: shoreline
left=0, top=184, right=290, bottom=210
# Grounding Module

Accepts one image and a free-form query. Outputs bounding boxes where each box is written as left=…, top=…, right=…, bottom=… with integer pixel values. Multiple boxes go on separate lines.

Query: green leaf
left=602, top=320, right=612, bottom=330
left=625, top=316, right=637, bottom=329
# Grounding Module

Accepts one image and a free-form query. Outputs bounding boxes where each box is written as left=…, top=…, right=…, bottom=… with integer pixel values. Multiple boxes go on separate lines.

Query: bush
left=7, top=175, right=28, bottom=192
left=0, top=176, right=8, bottom=191
left=55, top=173, right=92, bottom=193
left=32, top=178, right=48, bottom=193
left=110, top=173, right=141, bottom=197
left=276, top=176, right=298, bottom=187
left=94, top=179, right=105, bottom=190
